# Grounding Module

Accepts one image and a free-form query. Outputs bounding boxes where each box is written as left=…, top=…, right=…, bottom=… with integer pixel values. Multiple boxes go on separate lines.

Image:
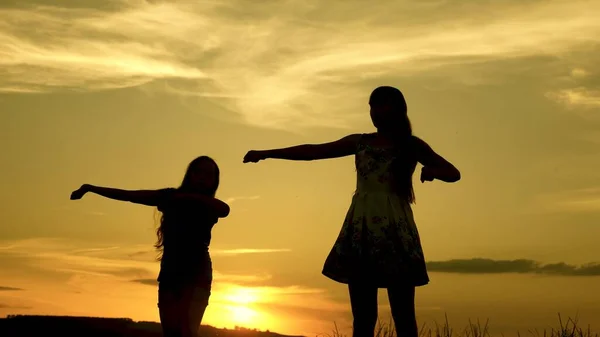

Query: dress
left=321, top=134, right=430, bottom=288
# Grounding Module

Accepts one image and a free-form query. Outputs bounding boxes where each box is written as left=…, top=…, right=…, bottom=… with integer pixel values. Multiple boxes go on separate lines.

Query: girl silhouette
left=243, top=86, right=460, bottom=337
left=70, top=156, right=230, bottom=337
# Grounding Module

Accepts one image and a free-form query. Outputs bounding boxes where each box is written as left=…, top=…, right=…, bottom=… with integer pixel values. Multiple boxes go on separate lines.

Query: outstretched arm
left=70, top=184, right=164, bottom=206
left=244, top=134, right=362, bottom=162
left=413, top=137, right=461, bottom=183
left=71, top=185, right=231, bottom=218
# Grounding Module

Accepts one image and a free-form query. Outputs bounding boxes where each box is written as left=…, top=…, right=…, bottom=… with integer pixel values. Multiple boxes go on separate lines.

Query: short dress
left=322, top=134, right=430, bottom=288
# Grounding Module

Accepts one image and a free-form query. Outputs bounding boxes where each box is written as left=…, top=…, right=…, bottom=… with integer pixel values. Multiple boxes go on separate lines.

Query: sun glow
left=223, top=287, right=261, bottom=305
left=203, top=286, right=272, bottom=329
left=226, top=305, right=259, bottom=324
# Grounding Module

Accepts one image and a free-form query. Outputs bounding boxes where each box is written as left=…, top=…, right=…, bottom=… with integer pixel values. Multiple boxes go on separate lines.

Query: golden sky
left=1, top=0, right=600, bottom=336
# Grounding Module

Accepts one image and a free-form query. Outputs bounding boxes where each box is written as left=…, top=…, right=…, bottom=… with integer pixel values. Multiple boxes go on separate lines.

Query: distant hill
left=0, top=315, right=306, bottom=337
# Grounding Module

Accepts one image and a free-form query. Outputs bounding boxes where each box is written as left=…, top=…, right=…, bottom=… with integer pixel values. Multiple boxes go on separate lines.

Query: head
left=369, top=86, right=411, bottom=138
left=179, top=156, right=220, bottom=196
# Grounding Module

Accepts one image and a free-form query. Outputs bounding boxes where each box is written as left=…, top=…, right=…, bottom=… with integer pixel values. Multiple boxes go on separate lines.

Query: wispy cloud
left=0, top=286, right=23, bottom=291
left=0, top=238, right=292, bottom=284
left=427, top=258, right=600, bottom=276
left=224, top=195, right=260, bottom=204
left=1, top=0, right=599, bottom=129
left=546, top=87, right=600, bottom=110
left=531, top=186, right=600, bottom=213
left=211, top=248, right=291, bottom=256
left=132, top=271, right=273, bottom=287
left=130, top=278, right=156, bottom=286
left=0, top=303, right=31, bottom=309
left=0, top=238, right=157, bottom=280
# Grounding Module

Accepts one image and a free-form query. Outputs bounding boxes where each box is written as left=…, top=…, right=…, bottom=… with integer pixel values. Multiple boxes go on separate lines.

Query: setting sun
left=201, top=286, right=275, bottom=330
left=224, top=287, right=260, bottom=305
left=227, top=305, right=258, bottom=325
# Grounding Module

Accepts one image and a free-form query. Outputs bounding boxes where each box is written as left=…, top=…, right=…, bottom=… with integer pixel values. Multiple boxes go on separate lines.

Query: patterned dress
left=322, top=134, right=430, bottom=288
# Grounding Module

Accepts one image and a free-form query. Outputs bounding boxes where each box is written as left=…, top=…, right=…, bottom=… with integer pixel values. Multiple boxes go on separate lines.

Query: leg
left=181, top=285, right=211, bottom=337
left=158, top=286, right=183, bottom=337
left=348, top=282, right=378, bottom=337
left=387, top=286, right=418, bottom=337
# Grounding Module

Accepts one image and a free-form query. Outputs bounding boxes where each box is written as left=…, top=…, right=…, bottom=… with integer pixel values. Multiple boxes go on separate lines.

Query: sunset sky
left=1, top=0, right=600, bottom=336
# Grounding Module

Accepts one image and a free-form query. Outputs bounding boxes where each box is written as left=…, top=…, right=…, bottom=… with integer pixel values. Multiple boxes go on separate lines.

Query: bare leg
left=158, top=286, right=183, bottom=337
left=387, top=286, right=418, bottom=337
left=348, top=282, right=378, bottom=337
left=181, top=285, right=210, bottom=337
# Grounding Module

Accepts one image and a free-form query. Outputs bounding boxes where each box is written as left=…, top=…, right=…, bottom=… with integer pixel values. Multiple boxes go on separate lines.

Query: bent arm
left=263, top=134, right=362, bottom=161
left=86, top=185, right=163, bottom=206
left=413, top=137, right=461, bottom=183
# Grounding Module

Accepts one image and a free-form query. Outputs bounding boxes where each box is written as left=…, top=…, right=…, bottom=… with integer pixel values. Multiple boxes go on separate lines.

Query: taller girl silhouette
left=243, top=86, right=461, bottom=337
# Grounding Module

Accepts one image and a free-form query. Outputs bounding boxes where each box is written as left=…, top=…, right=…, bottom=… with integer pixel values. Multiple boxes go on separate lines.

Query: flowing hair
left=369, top=86, right=417, bottom=203
left=154, top=156, right=220, bottom=259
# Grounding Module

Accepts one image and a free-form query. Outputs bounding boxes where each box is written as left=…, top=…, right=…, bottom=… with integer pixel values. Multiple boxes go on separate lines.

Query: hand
left=70, top=184, right=92, bottom=200
left=420, top=167, right=435, bottom=183
left=243, top=150, right=267, bottom=163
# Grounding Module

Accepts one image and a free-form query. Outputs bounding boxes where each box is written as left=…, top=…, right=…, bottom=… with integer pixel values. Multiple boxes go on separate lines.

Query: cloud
left=131, top=278, right=156, bottom=286
left=1, top=0, right=599, bottom=129
left=224, top=195, right=260, bottom=204
left=530, top=186, right=600, bottom=213
left=0, top=303, right=31, bottom=309
left=546, top=87, right=600, bottom=110
left=427, top=258, right=600, bottom=276
left=133, top=270, right=273, bottom=287
left=0, top=238, right=292, bottom=288
left=103, top=246, right=291, bottom=262
left=0, top=286, right=23, bottom=291
left=211, top=248, right=292, bottom=256
left=0, top=238, right=157, bottom=281
left=544, top=53, right=600, bottom=117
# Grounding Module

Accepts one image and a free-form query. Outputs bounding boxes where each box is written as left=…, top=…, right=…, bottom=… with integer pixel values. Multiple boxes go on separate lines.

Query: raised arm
left=70, top=184, right=164, bottom=206
left=243, top=134, right=362, bottom=163
left=413, top=137, right=461, bottom=183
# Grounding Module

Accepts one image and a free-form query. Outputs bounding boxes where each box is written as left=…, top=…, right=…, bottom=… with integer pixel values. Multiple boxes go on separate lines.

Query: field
left=326, top=315, right=599, bottom=337
left=1, top=313, right=597, bottom=337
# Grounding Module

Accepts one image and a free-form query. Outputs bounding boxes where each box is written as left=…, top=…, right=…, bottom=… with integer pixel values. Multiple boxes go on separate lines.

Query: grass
left=321, top=314, right=598, bottom=337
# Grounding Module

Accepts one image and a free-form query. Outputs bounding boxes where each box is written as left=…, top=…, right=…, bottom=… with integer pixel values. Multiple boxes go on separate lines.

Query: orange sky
left=1, top=0, right=600, bottom=336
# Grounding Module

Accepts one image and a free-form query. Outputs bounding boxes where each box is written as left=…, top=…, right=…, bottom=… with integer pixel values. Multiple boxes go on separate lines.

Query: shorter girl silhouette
left=70, top=156, right=230, bottom=337
left=243, top=86, right=460, bottom=337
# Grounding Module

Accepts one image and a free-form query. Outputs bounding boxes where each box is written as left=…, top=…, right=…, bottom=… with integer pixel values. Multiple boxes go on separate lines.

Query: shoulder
left=410, top=136, right=431, bottom=150
left=338, top=133, right=364, bottom=143
left=327, top=133, right=364, bottom=152
left=156, top=188, right=177, bottom=212
left=350, top=133, right=376, bottom=146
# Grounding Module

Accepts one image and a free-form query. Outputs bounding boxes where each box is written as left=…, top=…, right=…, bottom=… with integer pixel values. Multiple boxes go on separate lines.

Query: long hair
left=370, top=86, right=417, bottom=203
left=154, top=156, right=220, bottom=258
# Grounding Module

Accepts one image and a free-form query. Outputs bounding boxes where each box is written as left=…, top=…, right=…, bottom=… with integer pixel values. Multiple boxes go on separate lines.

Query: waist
left=352, top=189, right=412, bottom=205
left=354, top=188, right=397, bottom=196
left=162, top=247, right=210, bottom=260
left=159, top=254, right=212, bottom=282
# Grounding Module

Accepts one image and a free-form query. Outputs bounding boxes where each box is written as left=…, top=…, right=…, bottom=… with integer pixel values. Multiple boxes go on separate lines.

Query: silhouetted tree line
left=0, top=315, right=304, bottom=337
